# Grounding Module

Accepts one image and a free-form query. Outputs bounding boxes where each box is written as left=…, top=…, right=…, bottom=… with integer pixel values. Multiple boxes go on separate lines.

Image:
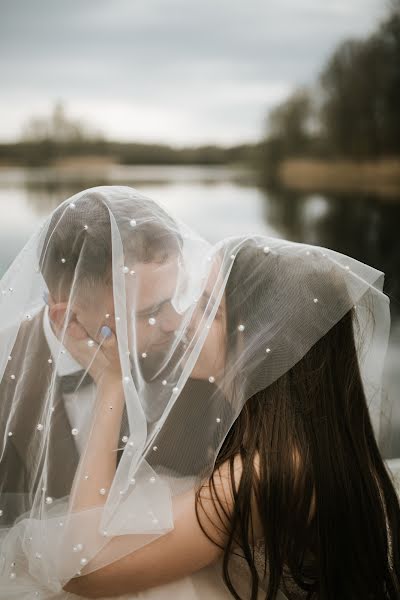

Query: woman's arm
left=64, top=486, right=223, bottom=598
left=49, top=310, right=125, bottom=514
left=55, top=313, right=256, bottom=598
left=68, top=375, right=125, bottom=513
left=63, top=457, right=247, bottom=598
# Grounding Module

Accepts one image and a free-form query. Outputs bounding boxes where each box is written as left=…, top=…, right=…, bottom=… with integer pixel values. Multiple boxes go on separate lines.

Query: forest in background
left=259, top=0, right=400, bottom=193
left=0, top=1, right=399, bottom=195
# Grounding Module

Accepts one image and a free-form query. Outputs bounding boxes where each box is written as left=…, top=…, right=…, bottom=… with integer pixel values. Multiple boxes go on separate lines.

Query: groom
left=0, top=189, right=224, bottom=525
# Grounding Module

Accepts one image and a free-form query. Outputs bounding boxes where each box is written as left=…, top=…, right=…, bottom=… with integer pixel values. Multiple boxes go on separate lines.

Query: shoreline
left=1, top=157, right=400, bottom=200
left=277, top=158, right=400, bottom=200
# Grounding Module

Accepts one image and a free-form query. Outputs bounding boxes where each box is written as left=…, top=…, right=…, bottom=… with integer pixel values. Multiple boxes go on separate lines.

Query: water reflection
left=0, top=166, right=398, bottom=457
left=265, top=187, right=400, bottom=318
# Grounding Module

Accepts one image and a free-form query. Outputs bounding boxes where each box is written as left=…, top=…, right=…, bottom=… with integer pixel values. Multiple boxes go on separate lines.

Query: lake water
left=0, top=164, right=399, bottom=458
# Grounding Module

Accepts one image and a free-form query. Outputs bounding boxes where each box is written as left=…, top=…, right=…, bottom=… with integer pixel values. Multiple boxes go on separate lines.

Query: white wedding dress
left=1, top=459, right=399, bottom=599
left=0, top=543, right=290, bottom=600
left=103, top=459, right=400, bottom=600
left=99, top=542, right=292, bottom=600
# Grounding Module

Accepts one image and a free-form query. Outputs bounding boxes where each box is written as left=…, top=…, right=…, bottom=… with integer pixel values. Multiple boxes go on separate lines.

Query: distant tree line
left=1, top=3, right=398, bottom=170
left=0, top=102, right=259, bottom=167
left=0, top=138, right=259, bottom=167
left=260, top=1, right=400, bottom=180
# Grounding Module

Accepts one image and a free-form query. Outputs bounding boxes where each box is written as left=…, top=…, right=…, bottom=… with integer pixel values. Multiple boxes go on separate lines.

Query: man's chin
left=139, top=341, right=184, bottom=382
left=139, top=350, right=173, bottom=382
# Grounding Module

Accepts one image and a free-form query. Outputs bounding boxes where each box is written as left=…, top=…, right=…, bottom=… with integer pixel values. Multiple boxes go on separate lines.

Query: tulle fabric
left=0, top=186, right=393, bottom=596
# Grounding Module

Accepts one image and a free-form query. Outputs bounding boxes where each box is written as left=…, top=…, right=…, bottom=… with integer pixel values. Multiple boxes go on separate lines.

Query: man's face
left=187, top=257, right=227, bottom=381
left=73, top=256, right=183, bottom=377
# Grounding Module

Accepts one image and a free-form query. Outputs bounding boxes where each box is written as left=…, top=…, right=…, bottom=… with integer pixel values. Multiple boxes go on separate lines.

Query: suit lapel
left=2, top=309, right=79, bottom=498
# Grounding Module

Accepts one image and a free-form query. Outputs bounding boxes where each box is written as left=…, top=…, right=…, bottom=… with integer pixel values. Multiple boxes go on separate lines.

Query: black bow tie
left=59, top=371, right=94, bottom=394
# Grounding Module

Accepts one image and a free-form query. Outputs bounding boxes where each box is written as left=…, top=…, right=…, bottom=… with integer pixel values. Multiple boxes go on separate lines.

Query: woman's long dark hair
left=195, top=245, right=400, bottom=599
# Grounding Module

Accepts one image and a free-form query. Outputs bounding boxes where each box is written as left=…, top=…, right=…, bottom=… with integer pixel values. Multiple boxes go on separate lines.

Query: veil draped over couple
left=0, top=186, right=399, bottom=600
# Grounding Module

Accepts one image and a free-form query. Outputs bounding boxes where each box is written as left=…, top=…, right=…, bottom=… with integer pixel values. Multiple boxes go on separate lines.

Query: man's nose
left=160, top=304, right=182, bottom=333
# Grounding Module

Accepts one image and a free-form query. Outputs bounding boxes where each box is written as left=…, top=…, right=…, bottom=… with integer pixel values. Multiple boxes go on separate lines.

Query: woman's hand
left=51, top=314, right=122, bottom=385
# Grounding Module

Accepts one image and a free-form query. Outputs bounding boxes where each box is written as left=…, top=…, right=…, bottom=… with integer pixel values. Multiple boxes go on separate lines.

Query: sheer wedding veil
left=0, top=185, right=392, bottom=595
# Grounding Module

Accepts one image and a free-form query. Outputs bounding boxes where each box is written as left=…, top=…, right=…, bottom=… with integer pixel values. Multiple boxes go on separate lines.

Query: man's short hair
left=39, top=188, right=182, bottom=298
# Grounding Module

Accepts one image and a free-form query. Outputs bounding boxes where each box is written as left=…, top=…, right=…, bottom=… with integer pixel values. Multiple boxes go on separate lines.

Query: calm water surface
left=0, top=164, right=399, bottom=457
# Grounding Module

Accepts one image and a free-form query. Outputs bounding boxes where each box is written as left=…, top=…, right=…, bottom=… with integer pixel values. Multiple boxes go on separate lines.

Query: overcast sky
left=0, top=0, right=387, bottom=146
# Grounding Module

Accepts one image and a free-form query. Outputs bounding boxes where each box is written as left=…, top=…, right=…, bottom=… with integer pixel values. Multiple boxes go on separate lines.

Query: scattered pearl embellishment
left=10, top=374, right=15, bottom=380
left=238, top=324, right=245, bottom=332
left=83, top=225, right=88, bottom=231
left=172, top=386, right=179, bottom=394
left=99, top=488, right=106, bottom=496
left=263, top=246, right=270, bottom=254
left=80, top=558, right=88, bottom=566
left=45, top=497, right=53, bottom=505
left=266, top=347, right=271, bottom=353
left=129, top=219, right=137, bottom=227
left=149, top=476, right=156, bottom=483
left=122, top=435, right=128, bottom=443
left=36, top=424, right=44, bottom=431
left=122, top=266, right=129, bottom=274
left=141, top=352, right=147, bottom=358
left=148, top=317, right=156, bottom=326
left=87, top=339, right=95, bottom=347
left=216, top=417, right=221, bottom=423
left=71, top=428, right=78, bottom=436
left=313, top=298, right=319, bottom=303
left=69, top=203, right=76, bottom=209
left=208, top=376, right=215, bottom=383
left=162, top=380, right=167, bottom=386
left=61, top=258, right=66, bottom=264
left=153, top=446, right=158, bottom=452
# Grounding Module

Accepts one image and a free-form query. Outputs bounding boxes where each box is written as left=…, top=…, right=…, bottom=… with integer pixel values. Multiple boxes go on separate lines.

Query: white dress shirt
left=42, top=306, right=96, bottom=455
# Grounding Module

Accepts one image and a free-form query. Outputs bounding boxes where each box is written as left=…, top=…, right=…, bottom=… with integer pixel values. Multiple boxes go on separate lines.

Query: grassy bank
left=277, top=158, right=400, bottom=199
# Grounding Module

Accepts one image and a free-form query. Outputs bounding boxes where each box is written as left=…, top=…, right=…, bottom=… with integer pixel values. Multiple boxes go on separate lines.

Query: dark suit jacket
left=0, top=310, right=80, bottom=523
left=0, top=310, right=231, bottom=524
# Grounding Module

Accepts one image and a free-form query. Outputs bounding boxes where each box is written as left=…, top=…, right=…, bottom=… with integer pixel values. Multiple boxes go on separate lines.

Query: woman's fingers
left=100, top=325, right=113, bottom=339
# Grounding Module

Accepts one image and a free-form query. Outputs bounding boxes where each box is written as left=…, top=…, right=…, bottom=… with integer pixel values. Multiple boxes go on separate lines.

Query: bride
left=0, top=186, right=399, bottom=599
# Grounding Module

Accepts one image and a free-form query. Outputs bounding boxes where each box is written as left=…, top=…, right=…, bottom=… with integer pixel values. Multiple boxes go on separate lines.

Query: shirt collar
left=43, top=305, right=83, bottom=376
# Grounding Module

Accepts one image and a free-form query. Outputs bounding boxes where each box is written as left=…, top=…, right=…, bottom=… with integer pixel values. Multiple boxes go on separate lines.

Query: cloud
left=0, top=0, right=385, bottom=143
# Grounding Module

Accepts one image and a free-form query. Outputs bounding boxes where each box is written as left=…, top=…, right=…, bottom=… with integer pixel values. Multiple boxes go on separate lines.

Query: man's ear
left=48, top=296, right=87, bottom=340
